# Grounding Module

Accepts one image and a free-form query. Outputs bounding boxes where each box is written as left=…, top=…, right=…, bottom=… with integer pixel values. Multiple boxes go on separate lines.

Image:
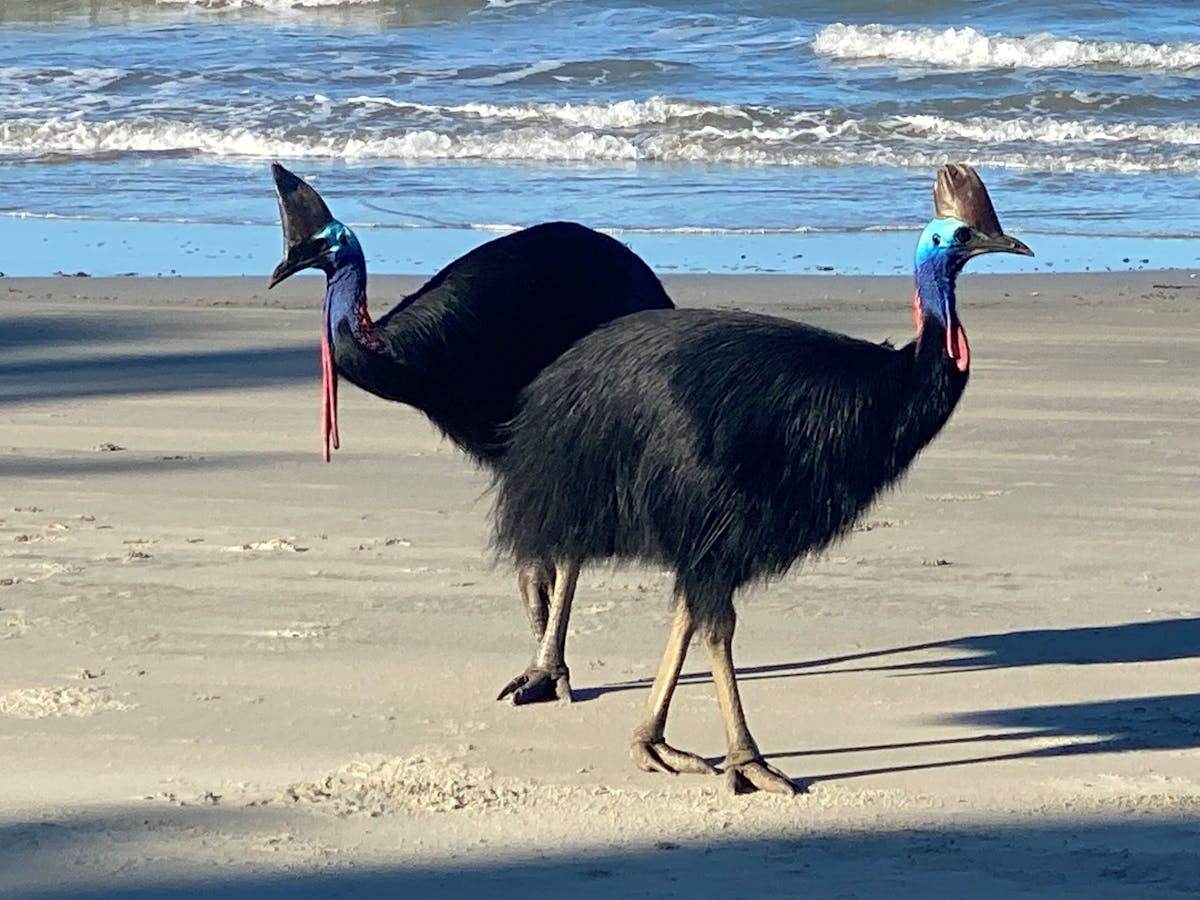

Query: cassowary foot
left=496, top=665, right=572, bottom=705
left=723, top=757, right=801, bottom=796
left=631, top=739, right=719, bottom=777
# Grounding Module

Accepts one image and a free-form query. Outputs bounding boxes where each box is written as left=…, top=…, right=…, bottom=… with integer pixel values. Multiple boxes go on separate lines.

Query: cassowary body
left=266, top=164, right=673, bottom=702
left=492, top=165, right=1032, bottom=794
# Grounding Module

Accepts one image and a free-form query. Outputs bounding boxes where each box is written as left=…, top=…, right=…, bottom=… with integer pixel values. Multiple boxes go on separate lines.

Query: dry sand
left=2, top=270, right=1199, bottom=898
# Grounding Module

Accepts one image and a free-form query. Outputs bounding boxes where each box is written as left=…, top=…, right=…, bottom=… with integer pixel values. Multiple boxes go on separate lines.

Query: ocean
left=2, top=0, right=1198, bottom=277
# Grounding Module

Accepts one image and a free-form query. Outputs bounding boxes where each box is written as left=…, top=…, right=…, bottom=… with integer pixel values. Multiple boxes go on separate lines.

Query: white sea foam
left=813, top=24, right=1200, bottom=72
left=0, top=117, right=642, bottom=161
left=348, top=95, right=756, bottom=128
left=343, top=96, right=1200, bottom=148
left=894, top=115, right=1200, bottom=147
left=459, top=59, right=566, bottom=87
left=4, top=115, right=1198, bottom=174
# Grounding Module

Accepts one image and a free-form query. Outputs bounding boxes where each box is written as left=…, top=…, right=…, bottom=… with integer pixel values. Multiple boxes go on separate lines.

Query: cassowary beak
left=268, top=161, right=337, bottom=289
left=268, top=239, right=328, bottom=289
left=969, top=231, right=1034, bottom=258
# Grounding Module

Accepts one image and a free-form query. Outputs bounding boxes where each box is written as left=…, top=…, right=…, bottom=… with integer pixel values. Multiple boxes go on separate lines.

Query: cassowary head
left=268, top=162, right=363, bottom=288
left=913, top=164, right=1033, bottom=371
left=916, top=163, right=1033, bottom=273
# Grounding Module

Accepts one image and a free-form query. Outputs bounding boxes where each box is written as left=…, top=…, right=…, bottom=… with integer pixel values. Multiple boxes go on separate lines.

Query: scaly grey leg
left=498, top=560, right=578, bottom=704
left=704, top=610, right=799, bottom=795
left=629, top=598, right=719, bottom=776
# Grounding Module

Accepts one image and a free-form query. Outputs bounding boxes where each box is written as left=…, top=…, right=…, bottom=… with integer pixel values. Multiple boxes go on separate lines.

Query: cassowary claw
left=724, top=758, right=802, bottom=796
left=496, top=665, right=572, bottom=705
left=630, top=739, right=718, bottom=776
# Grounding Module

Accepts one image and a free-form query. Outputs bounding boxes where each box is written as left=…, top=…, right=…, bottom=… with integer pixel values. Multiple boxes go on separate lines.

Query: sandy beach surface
left=2, top=270, right=1199, bottom=898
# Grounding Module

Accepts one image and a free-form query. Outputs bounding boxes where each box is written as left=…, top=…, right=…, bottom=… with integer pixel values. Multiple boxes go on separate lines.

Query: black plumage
left=266, top=163, right=673, bottom=703
left=338, top=221, right=679, bottom=459
left=496, top=308, right=966, bottom=614
left=268, top=164, right=673, bottom=463
left=491, top=164, right=1032, bottom=794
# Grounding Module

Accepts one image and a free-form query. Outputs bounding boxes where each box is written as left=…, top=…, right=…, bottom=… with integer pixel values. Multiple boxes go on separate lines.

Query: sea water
left=1, top=0, right=1198, bottom=277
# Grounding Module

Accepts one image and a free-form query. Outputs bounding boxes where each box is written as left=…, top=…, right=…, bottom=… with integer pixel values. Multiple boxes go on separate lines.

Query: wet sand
left=2, top=270, right=1199, bottom=898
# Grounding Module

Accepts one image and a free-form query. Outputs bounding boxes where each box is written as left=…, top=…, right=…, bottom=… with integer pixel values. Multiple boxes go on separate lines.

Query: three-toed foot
left=496, top=665, right=572, bottom=705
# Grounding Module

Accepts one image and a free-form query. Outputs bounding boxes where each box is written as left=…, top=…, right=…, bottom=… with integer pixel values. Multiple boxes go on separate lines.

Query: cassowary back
left=371, top=222, right=673, bottom=459
left=493, top=308, right=966, bottom=615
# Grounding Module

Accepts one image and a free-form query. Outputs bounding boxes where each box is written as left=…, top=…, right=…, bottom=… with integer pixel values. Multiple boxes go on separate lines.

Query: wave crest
left=894, top=114, right=1200, bottom=147
left=347, top=95, right=756, bottom=129
left=812, top=24, right=1200, bottom=73
left=4, top=114, right=1199, bottom=174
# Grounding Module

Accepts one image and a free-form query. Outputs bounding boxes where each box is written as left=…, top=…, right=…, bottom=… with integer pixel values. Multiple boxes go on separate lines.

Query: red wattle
left=946, top=322, right=970, bottom=372
left=320, top=333, right=340, bottom=462
left=912, top=289, right=922, bottom=335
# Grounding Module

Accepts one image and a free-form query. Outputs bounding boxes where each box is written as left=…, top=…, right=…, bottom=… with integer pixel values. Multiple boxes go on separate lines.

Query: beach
left=2, top=269, right=1199, bottom=898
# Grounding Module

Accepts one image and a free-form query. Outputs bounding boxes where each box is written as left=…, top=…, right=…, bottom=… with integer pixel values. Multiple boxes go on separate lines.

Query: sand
left=2, top=269, right=1199, bottom=898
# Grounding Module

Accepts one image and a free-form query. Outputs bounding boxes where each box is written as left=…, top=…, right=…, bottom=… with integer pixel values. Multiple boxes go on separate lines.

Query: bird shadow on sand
left=776, top=691, right=1200, bottom=788
left=578, top=616, right=1200, bottom=701
left=0, top=345, right=316, bottom=405
left=0, top=312, right=160, bottom=352
left=0, top=312, right=316, bottom=405
left=576, top=617, right=1200, bottom=787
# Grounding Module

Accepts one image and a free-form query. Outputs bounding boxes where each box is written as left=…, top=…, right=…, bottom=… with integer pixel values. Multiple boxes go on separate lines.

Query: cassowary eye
left=930, top=234, right=941, bottom=246
left=953, top=226, right=972, bottom=244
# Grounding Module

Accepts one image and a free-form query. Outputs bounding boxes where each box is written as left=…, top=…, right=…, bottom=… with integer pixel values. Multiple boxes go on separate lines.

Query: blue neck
left=913, top=251, right=962, bottom=329
left=324, top=248, right=370, bottom=344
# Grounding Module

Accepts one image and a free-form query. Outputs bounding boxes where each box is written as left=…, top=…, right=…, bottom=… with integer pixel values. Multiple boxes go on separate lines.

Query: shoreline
left=5, top=215, right=1200, bottom=279
left=5, top=267, right=1199, bottom=310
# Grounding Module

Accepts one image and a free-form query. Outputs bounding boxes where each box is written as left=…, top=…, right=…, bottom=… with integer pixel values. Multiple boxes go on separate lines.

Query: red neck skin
left=319, top=258, right=387, bottom=462
left=913, top=288, right=969, bottom=373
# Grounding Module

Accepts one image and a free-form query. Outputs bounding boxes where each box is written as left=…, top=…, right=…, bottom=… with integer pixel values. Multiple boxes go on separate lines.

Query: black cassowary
left=492, top=164, right=1032, bottom=795
left=266, top=164, right=673, bottom=703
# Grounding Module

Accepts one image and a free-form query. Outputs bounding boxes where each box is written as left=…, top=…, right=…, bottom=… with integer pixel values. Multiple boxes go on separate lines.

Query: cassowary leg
left=629, top=600, right=719, bottom=777
left=497, top=560, right=577, bottom=705
left=704, top=611, right=799, bottom=795
left=518, top=560, right=554, bottom=641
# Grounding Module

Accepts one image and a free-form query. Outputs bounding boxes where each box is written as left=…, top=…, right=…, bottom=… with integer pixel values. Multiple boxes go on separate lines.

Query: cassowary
left=265, top=164, right=673, bottom=703
left=492, top=164, right=1032, bottom=795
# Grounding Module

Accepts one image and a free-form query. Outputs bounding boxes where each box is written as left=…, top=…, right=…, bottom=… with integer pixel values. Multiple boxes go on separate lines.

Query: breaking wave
left=347, top=95, right=756, bottom=129
left=812, top=24, right=1200, bottom=73
left=4, top=111, right=1198, bottom=174
left=894, top=114, right=1200, bottom=147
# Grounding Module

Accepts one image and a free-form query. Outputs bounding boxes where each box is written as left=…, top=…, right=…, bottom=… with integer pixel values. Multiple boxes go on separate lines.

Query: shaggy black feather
left=332, top=222, right=673, bottom=460
left=493, top=307, right=967, bottom=627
